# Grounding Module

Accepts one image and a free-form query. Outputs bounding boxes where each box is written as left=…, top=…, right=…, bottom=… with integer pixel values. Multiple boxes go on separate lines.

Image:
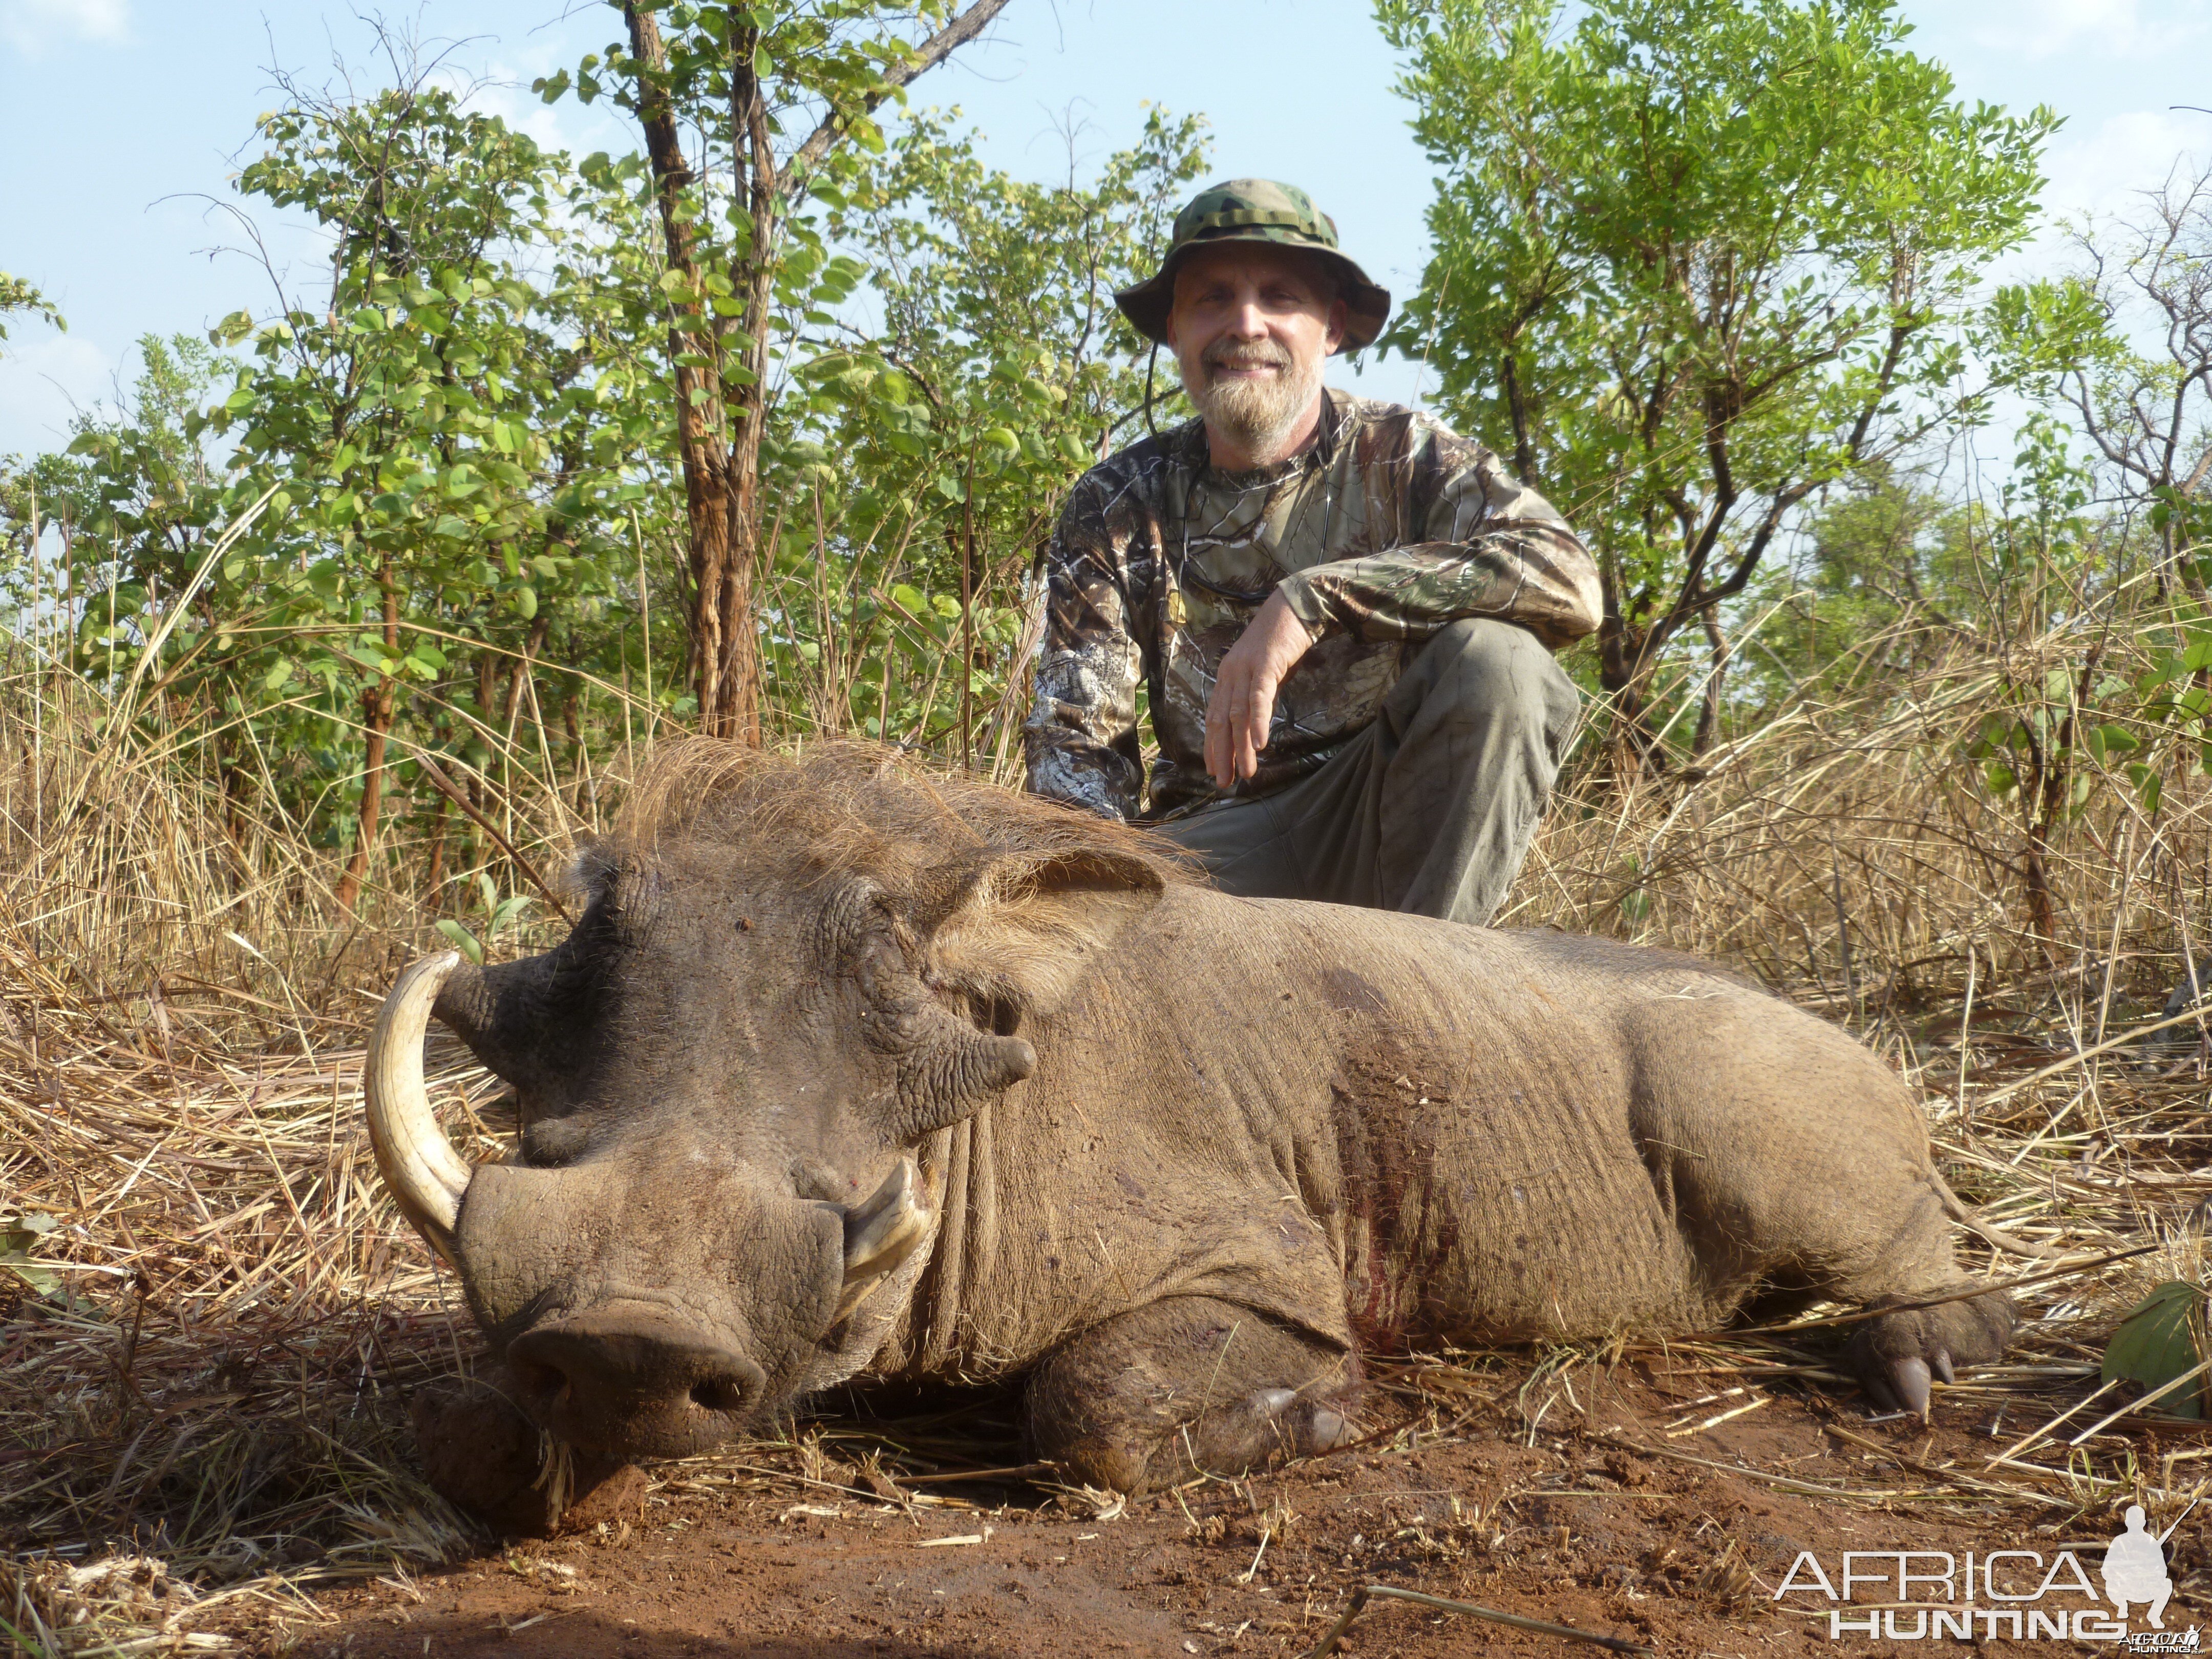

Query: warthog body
left=367, top=744, right=2012, bottom=1495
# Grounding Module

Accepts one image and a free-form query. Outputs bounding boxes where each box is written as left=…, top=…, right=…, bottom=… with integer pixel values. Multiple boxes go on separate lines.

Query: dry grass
left=4, top=605, right=2212, bottom=1650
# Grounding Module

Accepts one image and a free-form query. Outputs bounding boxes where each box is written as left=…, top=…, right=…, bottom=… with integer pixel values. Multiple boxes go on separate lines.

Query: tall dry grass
left=3, top=597, right=2212, bottom=1649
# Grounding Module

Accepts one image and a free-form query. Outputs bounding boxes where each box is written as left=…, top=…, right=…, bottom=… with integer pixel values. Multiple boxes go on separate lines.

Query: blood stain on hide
left=1320, top=966, right=1390, bottom=1016
left=1329, top=1018, right=1462, bottom=1352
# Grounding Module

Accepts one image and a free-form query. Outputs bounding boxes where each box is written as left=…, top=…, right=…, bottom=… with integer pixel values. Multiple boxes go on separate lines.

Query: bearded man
left=1023, top=180, right=1601, bottom=926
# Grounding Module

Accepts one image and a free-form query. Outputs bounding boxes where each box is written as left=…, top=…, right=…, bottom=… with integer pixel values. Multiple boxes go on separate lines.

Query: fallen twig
left=898, top=1460, right=1060, bottom=1486
left=1295, top=1583, right=1652, bottom=1659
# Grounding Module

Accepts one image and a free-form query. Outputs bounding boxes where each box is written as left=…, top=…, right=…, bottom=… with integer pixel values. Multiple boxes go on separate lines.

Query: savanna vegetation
left=5, top=0, right=2212, bottom=1650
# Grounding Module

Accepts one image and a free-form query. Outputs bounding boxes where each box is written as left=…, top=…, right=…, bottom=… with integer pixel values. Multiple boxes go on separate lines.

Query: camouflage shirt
left=1024, top=389, right=1602, bottom=821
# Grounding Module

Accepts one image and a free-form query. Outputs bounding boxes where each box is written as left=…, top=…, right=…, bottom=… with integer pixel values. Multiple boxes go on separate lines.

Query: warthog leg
left=1022, top=1296, right=1358, bottom=1495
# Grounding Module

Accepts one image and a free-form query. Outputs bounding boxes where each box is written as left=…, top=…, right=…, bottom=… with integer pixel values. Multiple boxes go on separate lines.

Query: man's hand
left=1204, top=590, right=1316, bottom=791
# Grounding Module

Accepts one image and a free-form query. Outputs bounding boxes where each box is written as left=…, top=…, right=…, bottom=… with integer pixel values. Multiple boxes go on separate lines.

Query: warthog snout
left=505, top=1304, right=768, bottom=1458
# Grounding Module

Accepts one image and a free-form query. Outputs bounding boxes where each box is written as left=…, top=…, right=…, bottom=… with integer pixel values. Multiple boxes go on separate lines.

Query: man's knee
left=1405, top=619, right=1577, bottom=733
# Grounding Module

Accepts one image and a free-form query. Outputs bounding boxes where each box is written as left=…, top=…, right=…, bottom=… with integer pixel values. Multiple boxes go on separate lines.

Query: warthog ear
left=927, top=849, right=1164, bottom=1020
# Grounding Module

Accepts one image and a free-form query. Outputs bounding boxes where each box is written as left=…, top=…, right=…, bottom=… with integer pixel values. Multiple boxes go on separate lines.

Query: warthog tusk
left=836, top=1157, right=933, bottom=1322
left=365, top=951, right=474, bottom=1263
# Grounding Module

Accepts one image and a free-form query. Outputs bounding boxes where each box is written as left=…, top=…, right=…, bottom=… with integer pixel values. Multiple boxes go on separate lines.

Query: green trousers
left=1156, top=619, right=1580, bottom=926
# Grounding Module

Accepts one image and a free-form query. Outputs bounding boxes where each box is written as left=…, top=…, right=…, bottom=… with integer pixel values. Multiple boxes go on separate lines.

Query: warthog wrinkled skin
left=398, top=743, right=2012, bottom=1495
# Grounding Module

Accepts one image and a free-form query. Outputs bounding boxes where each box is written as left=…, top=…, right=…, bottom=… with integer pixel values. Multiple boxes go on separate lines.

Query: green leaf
left=2129, top=762, right=2164, bottom=817
left=434, top=919, right=485, bottom=965
left=933, top=473, right=966, bottom=504
left=1, top=1253, right=59, bottom=1297
left=514, top=584, right=538, bottom=621
left=2, top=1213, right=59, bottom=1297
left=2101, top=1281, right=2205, bottom=1419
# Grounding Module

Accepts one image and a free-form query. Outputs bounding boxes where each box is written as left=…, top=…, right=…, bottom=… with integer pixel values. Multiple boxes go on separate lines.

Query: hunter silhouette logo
left=2107, top=1506, right=2176, bottom=1630
left=1774, top=1500, right=2199, bottom=1642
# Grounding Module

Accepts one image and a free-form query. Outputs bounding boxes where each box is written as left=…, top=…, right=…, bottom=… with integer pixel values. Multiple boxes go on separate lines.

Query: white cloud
left=2041, top=108, right=2207, bottom=223
left=0, top=0, right=130, bottom=57
left=1956, top=0, right=2206, bottom=62
left=0, top=332, right=123, bottom=459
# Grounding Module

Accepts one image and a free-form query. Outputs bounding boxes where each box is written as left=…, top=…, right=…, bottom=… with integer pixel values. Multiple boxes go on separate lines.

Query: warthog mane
left=585, top=738, right=1199, bottom=916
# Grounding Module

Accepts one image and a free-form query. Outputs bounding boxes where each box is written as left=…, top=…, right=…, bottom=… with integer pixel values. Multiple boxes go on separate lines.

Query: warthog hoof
left=1847, top=1288, right=2014, bottom=1419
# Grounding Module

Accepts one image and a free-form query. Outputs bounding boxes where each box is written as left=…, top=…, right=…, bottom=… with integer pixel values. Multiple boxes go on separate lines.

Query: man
left=1023, top=179, right=1601, bottom=926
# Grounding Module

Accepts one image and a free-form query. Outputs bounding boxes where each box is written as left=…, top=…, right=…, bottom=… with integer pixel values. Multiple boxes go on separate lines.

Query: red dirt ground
left=217, top=1358, right=2209, bottom=1658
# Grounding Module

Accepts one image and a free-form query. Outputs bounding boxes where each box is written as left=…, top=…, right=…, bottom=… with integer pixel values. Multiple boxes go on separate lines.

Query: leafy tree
left=1378, top=0, right=2054, bottom=768
left=1, top=272, right=69, bottom=642
left=1990, top=156, right=2212, bottom=592
left=776, top=105, right=1205, bottom=764
left=1741, top=463, right=1979, bottom=708
left=56, top=78, right=675, bottom=908
left=38, top=336, right=231, bottom=678
left=0, top=271, right=63, bottom=347
left=540, top=0, right=1012, bottom=743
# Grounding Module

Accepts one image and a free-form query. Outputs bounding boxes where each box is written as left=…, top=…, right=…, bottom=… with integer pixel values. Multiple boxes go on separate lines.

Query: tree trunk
left=710, top=23, right=780, bottom=747
left=424, top=790, right=450, bottom=903
left=2018, top=648, right=2101, bottom=952
left=338, top=554, right=402, bottom=910
left=1691, top=603, right=1729, bottom=758
left=1594, top=609, right=1666, bottom=779
left=622, top=0, right=1009, bottom=747
left=625, top=4, right=748, bottom=741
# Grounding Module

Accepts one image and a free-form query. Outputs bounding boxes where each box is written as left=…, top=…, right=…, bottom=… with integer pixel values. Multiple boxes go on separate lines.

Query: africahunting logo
left=1775, top=1505, right=2195, bottom=1645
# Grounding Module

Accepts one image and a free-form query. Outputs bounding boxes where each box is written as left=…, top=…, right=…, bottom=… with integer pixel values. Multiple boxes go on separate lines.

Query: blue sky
left=2, top=0, right=2207, bottom=460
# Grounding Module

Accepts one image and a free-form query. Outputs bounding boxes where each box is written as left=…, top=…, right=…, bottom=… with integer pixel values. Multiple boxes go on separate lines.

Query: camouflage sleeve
left=1274, top=449, right=1603, bottom=650
left=1022, top=481, right=1147, bottom=821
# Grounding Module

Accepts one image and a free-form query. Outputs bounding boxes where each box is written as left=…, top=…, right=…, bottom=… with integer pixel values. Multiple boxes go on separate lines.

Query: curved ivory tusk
left=365, top=951, right=473, bottom=1263
left=836, top=1157, right=934, bottom=1322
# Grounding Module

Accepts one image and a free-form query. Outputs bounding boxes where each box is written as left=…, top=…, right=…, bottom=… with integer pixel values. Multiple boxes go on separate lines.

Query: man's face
left=1165, top=244, right=1347, bottom=463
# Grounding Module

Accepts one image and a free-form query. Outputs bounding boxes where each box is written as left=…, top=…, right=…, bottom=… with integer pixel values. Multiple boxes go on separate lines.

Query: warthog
left=366, top=743, right=2017, bottom=1496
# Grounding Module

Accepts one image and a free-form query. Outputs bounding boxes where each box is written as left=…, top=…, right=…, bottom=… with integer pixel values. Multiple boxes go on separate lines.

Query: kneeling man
left=1023, top=179, right=1601, bottom=925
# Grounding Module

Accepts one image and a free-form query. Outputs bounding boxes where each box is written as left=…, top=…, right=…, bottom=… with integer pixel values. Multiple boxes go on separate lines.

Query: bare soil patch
left=201, top=1356, right=2212, bottom=1658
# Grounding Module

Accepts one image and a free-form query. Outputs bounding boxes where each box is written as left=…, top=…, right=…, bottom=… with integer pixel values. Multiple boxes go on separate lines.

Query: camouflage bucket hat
left=1115, top=178, right=1391, bottom=355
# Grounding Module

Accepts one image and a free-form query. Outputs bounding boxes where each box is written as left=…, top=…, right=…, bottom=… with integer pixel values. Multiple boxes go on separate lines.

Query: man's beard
left=1184, top=340, right=1323, bottom=461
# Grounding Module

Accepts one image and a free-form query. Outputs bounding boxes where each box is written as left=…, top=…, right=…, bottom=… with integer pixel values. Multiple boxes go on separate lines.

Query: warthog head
left=364, top=745, right=1171, bottom=1461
